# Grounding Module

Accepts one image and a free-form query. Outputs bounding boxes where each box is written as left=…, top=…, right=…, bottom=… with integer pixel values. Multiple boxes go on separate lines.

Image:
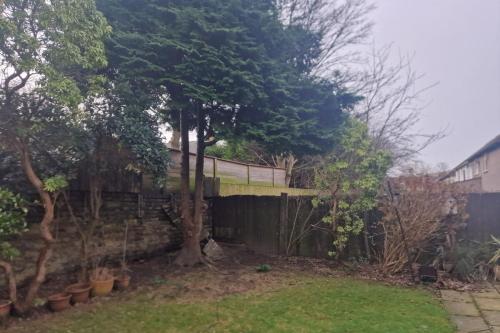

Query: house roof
left=443, top=134, right=500, bottom=179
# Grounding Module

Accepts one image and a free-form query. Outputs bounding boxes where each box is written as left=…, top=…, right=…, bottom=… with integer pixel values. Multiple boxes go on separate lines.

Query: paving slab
left=443, top=300, right=481, bottom=316
left=472, top=289, right=500, bottom=300
left=442, top=290, right=474, bottom=303
left=491, top=326, right=500, bottom=333
left=451, top=315, right=489, bottom=332
left=475, top=297, right=500, bottom=311
left=483, top=310, right=500, bottom=326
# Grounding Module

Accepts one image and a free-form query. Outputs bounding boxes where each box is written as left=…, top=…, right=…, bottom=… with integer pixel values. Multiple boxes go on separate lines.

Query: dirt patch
left=4, top=243, right=342, bottom=330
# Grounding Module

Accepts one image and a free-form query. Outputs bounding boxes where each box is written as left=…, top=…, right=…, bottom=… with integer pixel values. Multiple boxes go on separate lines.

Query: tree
left=276, top=1, right=443, bottom=167
left=313, top=118, right=390, bottom=256
left=276, top=0, right=375, bottom=77
left=98, top=0, right=284, bottom=265
left=0, top=0, right=110, bottom=312
left=236, top=77, right=358, bottom=164
left=351, top=45, right=444, bottom=165
left=100, top=0, right=360, bottom=265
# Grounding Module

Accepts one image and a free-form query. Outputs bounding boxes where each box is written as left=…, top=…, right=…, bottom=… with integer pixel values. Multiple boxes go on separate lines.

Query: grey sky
left=371, top=0, right=500, bottom=168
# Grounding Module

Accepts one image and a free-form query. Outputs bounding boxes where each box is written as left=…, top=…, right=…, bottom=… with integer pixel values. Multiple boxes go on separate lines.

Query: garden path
left=442, top=284, right=500, bottom=333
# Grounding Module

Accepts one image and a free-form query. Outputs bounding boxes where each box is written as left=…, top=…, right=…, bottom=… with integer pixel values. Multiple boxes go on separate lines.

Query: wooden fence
left=463, top=192, right=500, bottom=241
left=165, top=149, right=287, bottom=191
left=212, top=194, right=333, bottom=257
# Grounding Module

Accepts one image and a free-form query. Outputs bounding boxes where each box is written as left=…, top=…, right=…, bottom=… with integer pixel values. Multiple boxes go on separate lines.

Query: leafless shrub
left=377, top=175, right=467, bottom=275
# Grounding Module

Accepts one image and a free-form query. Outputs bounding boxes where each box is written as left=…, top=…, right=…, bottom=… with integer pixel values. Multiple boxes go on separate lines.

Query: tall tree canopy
left=98, top=0, right=357, bottom=265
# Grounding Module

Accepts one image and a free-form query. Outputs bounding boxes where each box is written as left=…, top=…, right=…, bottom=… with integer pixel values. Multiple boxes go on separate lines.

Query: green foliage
left=98, top=0, right=356, bottom=160
left=239, top=79, right=359, bottom=157
left=206, top=140, right=259, bottom=164
left=0, top=0, right=111, bottom=107
left=451, top=240, right=493, bottom=281
left=0, top=0, right=114, bottom=192
left=314, top=118, right=391, bottom=255
left=256, top=264, right=271, bottom=273
left=78, top=97, right=171, bottom=187
left=0, top=188, right=28, bottom=260
left=43, top=175, right=69, bottom=193
left=489, top=235, right=500, bottom=265
left=99, top=0, right=271, bottom=120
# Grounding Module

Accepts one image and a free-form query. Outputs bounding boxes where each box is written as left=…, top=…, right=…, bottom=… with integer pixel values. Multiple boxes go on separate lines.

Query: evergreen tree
left=98, top=0, right=357, bottom=265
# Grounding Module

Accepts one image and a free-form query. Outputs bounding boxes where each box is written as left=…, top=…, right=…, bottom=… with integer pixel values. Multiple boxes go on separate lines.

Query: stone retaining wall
left=7, top=191, right=210, bottom=286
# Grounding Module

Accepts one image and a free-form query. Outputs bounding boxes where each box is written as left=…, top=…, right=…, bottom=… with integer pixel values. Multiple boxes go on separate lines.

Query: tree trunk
left=0, top=260, right=17, bottom=304
left=14, top=142, right=55, bottom=313
left=169, top=129, right=181, bottom=150
left=273, top=153, right=297, bottom=187
left=174, top=108, right=203, bottom=266
left=79, top=238, right=89, bottom=282
left=192, top=108, right=206, bottom=250
left=363, top=213, right=371, bottom=261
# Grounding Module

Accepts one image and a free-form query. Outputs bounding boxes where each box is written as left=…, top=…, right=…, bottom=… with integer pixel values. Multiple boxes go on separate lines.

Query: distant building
left=442, top=134, right=500, bottom=193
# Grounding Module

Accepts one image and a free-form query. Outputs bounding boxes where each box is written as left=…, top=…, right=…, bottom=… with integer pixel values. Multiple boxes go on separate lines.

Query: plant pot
left=48, top=293, right=72, bottom=312
left=115, top=275, right=131, bottom=290
left=65, top=283, right=92, bottom=303
left=90, top=277, right=115, bottom=296
left=0, top=300, right=12, bottom=318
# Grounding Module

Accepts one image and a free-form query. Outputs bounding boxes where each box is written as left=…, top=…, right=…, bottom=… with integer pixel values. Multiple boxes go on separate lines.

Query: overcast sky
left=371, top=0, right=500, bottom=168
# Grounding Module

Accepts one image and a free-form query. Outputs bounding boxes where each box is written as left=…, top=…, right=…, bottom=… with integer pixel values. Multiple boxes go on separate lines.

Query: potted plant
left=115, top=264, right=131, bottom=290
left=47, top=293, right=72, bottom=312
left=90, top=266, right=115, bottom=296
left=115, top=220, right=131, bottom=290
left=65, top=283, right=92, bottom=303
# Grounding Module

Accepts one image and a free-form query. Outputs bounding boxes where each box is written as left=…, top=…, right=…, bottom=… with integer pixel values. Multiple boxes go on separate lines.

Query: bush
left=451, top=240, right=493, bottom=281
left=0, top=187, right=28, bottom=260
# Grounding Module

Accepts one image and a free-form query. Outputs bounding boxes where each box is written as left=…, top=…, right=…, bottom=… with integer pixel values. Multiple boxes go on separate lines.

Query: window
left=474, top=160, right=480, bottom=176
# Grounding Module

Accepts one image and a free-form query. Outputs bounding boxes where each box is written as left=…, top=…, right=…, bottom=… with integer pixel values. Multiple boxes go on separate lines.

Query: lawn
left=10, top=277, right=454, bottom=333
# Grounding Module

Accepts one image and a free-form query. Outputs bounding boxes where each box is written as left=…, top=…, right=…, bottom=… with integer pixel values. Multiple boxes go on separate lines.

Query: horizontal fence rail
left=165, top=149, right=286, bottom=190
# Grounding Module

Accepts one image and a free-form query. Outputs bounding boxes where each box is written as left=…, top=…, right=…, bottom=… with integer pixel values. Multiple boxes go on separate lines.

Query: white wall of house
left=453, top=154, right=488, bottom=182
left=482, top=148, right=500, bottom=192
left=450, top=147, right=500, bottom=192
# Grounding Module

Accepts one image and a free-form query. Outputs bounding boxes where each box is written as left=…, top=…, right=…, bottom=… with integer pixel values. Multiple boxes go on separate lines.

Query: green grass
left=15, top=278, right=454, bottom=333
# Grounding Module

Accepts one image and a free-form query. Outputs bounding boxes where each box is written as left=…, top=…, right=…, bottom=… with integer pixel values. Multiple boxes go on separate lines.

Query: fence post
left=247, top=165, right=250, bottom=185
left=213, top=157, right=218, bottom=179
left=278, top=192, right=289, bottom=255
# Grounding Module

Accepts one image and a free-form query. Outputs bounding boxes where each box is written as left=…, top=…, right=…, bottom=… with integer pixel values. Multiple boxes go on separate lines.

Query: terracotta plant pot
left=65, top=283, right=92, bottom=303
left=48, top=293, right=72, bottom=312
left=115, top=275, right=131, bottom=290
left=90, top=277, right=115, bottom=296
left=0, top=300, right=12, bottom=318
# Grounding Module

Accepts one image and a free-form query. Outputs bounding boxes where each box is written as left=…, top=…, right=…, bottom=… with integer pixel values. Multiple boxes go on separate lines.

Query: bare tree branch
left=350, top=44, right=445, bottom=165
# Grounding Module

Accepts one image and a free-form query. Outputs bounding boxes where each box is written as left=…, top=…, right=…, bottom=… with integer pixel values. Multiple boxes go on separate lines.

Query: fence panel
left=464, top=193, right=500, bottom=241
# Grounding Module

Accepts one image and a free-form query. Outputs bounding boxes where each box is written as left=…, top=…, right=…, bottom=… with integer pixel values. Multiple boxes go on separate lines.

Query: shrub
left=0, top=188, right=28, bottom=261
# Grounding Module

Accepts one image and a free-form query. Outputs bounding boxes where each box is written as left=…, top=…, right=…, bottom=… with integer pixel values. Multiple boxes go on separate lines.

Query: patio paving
left=441, top=284, right=500, bottom=332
